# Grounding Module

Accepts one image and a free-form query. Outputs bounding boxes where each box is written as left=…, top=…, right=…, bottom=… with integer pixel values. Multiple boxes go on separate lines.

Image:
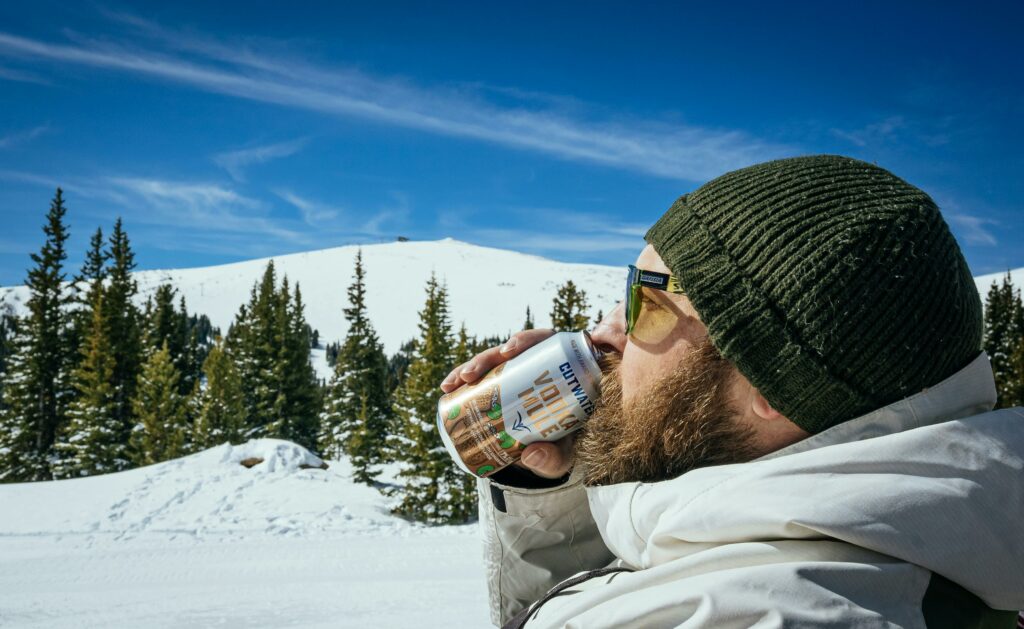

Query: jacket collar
left=757, top=351, right=996, bottom=462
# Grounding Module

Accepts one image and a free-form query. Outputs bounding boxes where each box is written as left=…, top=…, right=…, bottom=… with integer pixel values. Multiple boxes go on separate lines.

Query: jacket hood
left=586, top=352, right=1024, bottom=611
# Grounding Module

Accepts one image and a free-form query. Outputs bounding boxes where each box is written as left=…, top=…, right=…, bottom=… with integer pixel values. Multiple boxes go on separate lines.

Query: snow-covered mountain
left=1, top=237, right=1020, bottom=360
left=0, top=238, right=624, bottom=357
left=0, top=439, right=488, bottom=628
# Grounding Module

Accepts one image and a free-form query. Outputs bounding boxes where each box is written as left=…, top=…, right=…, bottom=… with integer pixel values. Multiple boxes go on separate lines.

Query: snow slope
left=2, top=238, right=1017, bottom=360
left=973, top=267, right=1024, bottom=297
left=0, top=440, right=488, bottom=628
left=0, top=238, right=624, bottom=357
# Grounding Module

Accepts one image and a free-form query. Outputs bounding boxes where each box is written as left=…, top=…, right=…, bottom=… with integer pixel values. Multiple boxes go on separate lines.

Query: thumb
left=519, top=438, right=574, bottom=479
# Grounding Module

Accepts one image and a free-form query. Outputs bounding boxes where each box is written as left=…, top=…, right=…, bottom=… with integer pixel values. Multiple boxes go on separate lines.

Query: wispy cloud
left=437, top=206, right=646, bottom=259
left=0, top=21, right=792, bottom=181
left=214, top=137, right=308, bottom=182
left=107, top=177, right=304, bottom=242
left=830, top=114, right=957, bottom=149
left=273, top=189, right=340, bottom=225
left=0, top=64, right=49, bottom=85
left=948, top=213, right=998, bottom=247
left=0, top=124, right=51, bottom=148
left=831, top=116, right=905, bottom=147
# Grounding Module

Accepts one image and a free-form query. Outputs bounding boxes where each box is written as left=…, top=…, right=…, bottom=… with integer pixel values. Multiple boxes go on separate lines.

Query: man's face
left=577, top=244, right=762, bottom=486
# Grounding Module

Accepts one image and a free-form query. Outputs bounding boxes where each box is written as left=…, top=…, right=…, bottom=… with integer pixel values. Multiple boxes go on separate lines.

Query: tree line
left=0, top=189, right=596, bottom=525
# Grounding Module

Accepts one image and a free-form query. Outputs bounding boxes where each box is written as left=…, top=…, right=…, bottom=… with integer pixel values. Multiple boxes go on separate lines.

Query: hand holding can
left=437, top=331, right=604, bottom=478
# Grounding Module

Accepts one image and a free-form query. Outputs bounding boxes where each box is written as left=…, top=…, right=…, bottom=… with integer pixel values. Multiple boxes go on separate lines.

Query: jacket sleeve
left=478, top=466, right=615, bottom=627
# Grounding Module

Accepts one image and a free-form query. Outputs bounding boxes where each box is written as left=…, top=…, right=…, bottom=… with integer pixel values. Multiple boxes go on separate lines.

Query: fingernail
left=500, top=338, right=518, bottom=353
left=461, top=362, right=477, bottom=376
left=522, top=449, right=547, bottom=469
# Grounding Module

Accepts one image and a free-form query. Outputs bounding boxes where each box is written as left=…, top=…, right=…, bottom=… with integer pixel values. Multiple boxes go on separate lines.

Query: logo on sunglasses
left=640, top=272, right=665, bottom=285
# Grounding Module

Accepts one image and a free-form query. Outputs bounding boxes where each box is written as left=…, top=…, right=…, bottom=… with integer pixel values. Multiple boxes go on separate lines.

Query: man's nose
left=591, top=301, right=626, bottom=355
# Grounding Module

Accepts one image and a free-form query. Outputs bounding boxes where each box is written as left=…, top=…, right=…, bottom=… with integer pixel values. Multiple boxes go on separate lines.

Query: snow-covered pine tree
left=67, top=227, right=107, bottom=359
left=225, top=264, right=319, bottom=450
left=52, top=291, right=129, bottom=477
left=143, top=284, right=203, bottom=397
left=104, top=219, right=143, bottom=442
left=129, top=342, right=189, bottom=465
left=550, top=280, right=590, bottom=331
left=230, top=262, right=281, bottom=439
left=0, top=308, right=14, bottom=411
left=191, top=337, right=245, bottom=449
left=385, top=339, right=416, bottom=395
left=448, top=322, right=480, bottom=511
left=983, top=272, right=1024, bottom=408
left=0, top=188, right=75, bottom=481
left=388, top=274, right=476, bottom=524
left=321, top=249, right=391, bottom=482
left=266, top=281, right=320, bottom=451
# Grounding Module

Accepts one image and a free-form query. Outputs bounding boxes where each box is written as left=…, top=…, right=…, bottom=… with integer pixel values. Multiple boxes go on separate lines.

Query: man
left=441, top=155, right=1024, bottom=628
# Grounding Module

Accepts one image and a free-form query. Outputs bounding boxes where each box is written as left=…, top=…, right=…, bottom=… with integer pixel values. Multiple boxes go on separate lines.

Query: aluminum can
left=437, top=331, right=604, bottom=478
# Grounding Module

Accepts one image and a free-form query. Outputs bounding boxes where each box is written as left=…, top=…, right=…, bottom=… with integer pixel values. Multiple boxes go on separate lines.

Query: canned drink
left=437, top=331, right=605, bottom=478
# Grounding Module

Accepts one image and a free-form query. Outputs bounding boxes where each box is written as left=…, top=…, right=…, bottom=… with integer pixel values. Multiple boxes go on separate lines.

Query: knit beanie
left=645, top=155, right=982, bottom=434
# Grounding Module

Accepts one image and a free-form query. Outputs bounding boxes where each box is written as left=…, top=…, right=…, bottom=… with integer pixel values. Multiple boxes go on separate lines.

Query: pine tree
left=130, top=342, right=189, bottom=465
left=68, top=228, right=107, bottom=359
left=523, top=305, right=535, bottom=330
left=1008, top=335, right=1024, bottom=409
left=0, top=188, right=75, bottom=481
left=143, top=284, right=195, bottom=396
left=104, top=218, right=143, bottom=442
left=983, top=272, right=1024, bottom=409
left=321, top=249, right=391, bottom=482
left=550, top=280, right=590, bottom=331
left=229, top=262, right=280, bottom=438
left=0, top=310, right=14, bottom=411
left=53, top=291, right=128, bottom=477
left=192, top=338, right=245, bottom=449
left=593, top=309, right=604, bottom=327
left=267, top=281, right=320, bottom=451
left=226, top=263, right=320, bottom=450
left=388, top=275, right=476, bottom=524
left=385, top=339, right=416, bottom=394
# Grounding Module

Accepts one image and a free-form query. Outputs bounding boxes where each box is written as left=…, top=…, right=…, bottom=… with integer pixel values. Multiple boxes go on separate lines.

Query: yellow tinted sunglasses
left=625, top=264, right=686, bottom=339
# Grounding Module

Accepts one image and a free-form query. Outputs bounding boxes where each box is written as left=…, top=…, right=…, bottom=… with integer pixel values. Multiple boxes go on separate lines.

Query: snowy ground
left=0, top=440, right=490, bottom=628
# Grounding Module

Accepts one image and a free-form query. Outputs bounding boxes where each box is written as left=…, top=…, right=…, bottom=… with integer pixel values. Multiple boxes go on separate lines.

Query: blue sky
left=0, top=1, right=1021, bottom=286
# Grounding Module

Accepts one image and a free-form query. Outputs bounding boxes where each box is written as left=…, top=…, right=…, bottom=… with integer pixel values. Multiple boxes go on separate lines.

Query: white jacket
left=479, top=352, right=1024, bottom=628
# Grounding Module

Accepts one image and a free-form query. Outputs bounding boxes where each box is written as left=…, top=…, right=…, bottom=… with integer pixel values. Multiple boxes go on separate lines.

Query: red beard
left=576, top=337, right=760, bottom=487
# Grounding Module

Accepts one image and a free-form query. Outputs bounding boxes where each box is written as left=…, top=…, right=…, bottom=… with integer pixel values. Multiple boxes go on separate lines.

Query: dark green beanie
left=645, top=155, right=983, bottom=434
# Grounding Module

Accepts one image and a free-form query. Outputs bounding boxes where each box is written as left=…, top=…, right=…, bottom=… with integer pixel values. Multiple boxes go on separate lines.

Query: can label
left=437, top=331, right=603, bottom=478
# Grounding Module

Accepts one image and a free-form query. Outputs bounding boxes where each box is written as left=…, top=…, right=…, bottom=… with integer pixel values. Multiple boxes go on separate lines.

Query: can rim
left=579, top=330, right=605, bottom=389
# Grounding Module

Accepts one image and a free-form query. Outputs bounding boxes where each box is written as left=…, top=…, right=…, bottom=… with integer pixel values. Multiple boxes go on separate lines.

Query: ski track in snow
left=0, top=440, right=489, bottom=628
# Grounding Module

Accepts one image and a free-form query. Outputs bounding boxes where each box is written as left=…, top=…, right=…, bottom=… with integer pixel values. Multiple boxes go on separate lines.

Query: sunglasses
left=624, top=264, right=686, bottom=340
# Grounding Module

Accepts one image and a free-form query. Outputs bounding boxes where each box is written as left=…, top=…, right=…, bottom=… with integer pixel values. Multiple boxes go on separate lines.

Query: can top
left=579, top=330, right=605, bottom=381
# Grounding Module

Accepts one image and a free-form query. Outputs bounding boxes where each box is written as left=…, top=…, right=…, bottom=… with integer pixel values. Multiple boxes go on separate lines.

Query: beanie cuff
left=645, top=197, right=873, bottom=434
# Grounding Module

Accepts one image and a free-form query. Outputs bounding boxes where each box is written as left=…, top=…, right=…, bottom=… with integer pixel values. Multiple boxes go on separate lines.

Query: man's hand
left=439, top=307, right=626, bottom=480
left=439, top=328, right=574, bottom=479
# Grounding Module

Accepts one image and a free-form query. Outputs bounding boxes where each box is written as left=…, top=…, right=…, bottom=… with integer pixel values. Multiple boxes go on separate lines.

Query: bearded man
left=440, top=155, right=1024, bottom=629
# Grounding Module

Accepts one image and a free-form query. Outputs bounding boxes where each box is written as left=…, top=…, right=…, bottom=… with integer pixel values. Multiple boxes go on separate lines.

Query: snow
left=0, top=439, right=489, bottom=627
left=0, top=238, right=625, bottom=356
left=2, top=238, right=1016, bottom=358
left=974, top=267, right=1024, bottom=297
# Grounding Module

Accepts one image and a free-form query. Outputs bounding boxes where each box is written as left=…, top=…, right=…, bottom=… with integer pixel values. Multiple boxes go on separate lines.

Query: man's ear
left=750, top=389, right=785, bottom=421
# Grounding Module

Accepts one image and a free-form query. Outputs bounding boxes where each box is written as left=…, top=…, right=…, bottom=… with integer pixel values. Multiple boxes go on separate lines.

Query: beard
left=576, top=337, right=760, bottom=487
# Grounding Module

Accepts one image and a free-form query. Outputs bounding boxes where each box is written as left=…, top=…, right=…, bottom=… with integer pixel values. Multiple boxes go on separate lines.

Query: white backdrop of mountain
left=1, top=238, right=1020, bottom=357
